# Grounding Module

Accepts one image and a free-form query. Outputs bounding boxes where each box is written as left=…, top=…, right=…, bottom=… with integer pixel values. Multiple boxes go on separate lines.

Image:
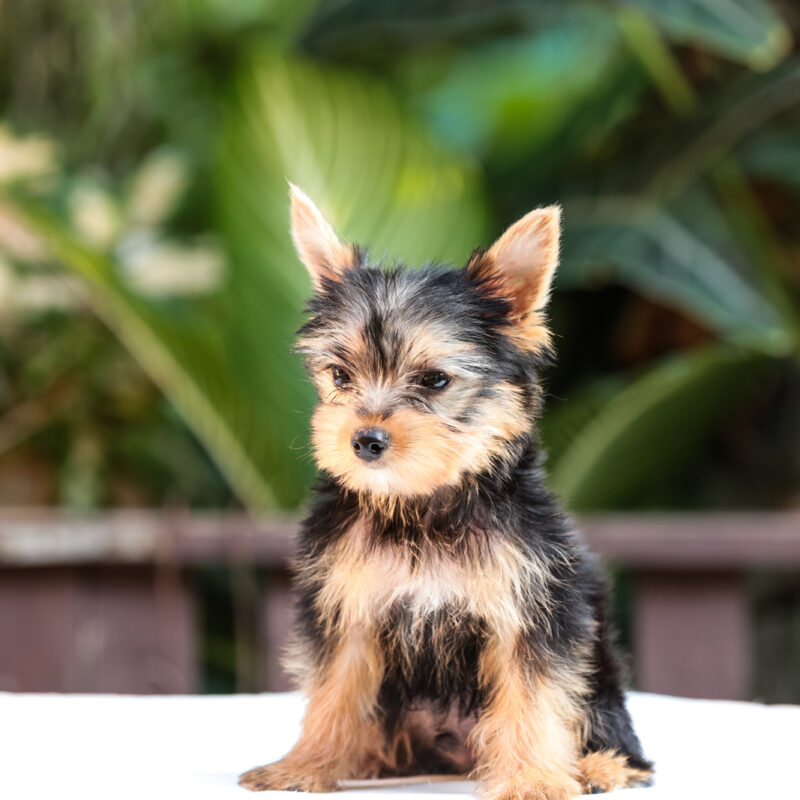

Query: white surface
left=0, top=691, right=797, bottom=800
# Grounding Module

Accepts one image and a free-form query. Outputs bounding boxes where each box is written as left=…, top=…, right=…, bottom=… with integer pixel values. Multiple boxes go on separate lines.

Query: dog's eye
left=331, top=366, right=351, bottom=387
left=418, top=371, right=450, bottom=390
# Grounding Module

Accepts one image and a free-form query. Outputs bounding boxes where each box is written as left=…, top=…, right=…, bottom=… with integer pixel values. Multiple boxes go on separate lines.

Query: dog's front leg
left=239, top=627, right=383, bottom=792
left=470, top=631, right=584, bottom=800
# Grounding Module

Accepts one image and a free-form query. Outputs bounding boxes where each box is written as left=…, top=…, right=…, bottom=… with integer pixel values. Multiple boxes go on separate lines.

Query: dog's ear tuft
left=289, top=183, right=357, bottom=289
left=469, top=206, right=561, bottom=318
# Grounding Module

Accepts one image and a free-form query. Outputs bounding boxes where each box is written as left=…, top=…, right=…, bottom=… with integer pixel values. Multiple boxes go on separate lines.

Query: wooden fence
left=1, top=509, right=798, bottom=698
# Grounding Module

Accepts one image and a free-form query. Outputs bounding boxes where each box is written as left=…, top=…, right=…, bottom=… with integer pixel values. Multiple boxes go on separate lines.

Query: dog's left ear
left=289, top=183, right=357, bottom=290
left=469, top=206, right=561, bottom=318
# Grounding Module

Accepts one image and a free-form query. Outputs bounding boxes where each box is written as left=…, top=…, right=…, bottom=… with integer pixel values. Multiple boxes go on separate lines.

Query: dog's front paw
left=238, top=760, right=337, bottom=793
left=578, top=751, right=653, bottom=794
left=481, top=767, right=581, bottom=800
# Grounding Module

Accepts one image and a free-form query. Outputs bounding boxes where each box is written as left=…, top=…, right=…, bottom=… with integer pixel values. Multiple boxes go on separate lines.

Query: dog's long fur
left=239, top=186, right=653, bottom=799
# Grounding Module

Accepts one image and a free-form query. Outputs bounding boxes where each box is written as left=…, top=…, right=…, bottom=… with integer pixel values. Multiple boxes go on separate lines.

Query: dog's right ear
left=289, top=184, right=357, bottom=290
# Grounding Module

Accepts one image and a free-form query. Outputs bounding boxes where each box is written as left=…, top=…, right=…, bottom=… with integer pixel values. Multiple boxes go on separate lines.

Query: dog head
left=291, top=184, right=560, bottom=501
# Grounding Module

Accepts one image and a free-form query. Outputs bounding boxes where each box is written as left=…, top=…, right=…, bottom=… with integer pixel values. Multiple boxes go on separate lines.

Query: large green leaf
left=559, top=196, right=792, bottom=351
left=213, top=49, right=488, bottom=506
left=618, top=0, right=792, bottom=70
left=416, top=6, right=628, bottom=163
left=542, top=344, right=768, bottom=509
left=219, top=49, right=487, bottom=267
left=4, top=49, right=488, bottom=510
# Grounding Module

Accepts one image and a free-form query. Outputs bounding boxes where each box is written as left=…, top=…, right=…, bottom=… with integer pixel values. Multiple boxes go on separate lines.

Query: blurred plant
left=3, top=50, right=488, bottom=509
left=0, top=128, right=233, bottom=508
left=1, top=0, right=799, bottom=513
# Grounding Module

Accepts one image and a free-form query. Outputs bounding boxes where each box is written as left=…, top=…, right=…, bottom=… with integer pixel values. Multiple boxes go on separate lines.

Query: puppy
left=239, top=185, right=653, bottom=799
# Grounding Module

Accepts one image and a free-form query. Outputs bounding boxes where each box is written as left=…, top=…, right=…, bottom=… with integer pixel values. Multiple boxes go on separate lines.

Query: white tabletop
left=1, top=691, right=796, bottom=800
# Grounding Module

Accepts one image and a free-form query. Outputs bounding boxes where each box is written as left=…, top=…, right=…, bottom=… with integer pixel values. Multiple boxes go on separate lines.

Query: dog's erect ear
left=289, top=183, right=357, bottom=289
left=469, top=206, right=561, bottom=318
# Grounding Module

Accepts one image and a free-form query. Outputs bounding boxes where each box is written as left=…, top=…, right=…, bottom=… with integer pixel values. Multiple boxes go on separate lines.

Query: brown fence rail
left=1, top=510, right=799, bottom=698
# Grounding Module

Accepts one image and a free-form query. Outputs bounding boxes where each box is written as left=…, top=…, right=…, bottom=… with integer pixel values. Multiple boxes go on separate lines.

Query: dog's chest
left=315, top=521, right=533, bottom=633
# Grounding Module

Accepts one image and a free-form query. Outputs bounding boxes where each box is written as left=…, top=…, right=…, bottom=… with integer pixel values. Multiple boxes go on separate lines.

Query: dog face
left=290, top=185, right=560, bottom=499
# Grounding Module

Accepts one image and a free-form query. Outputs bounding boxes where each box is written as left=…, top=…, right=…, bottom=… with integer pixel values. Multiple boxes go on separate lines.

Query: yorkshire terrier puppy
left=239, top=186, right=653, bottom=799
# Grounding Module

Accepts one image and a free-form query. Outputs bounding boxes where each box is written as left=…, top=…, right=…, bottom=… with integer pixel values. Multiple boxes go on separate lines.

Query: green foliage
left=542, top=344, right=768, bottom=509
left=560, top=194, right=790, bottom=349
left=1, top=0, right=799, bottom=511
left=5, top=48, right=487, bottom=509
left=214, top=47, right=487, bottom=506
left=619, top=0, right=792, bottom=70
left=417, top=6, right=629, bottom=163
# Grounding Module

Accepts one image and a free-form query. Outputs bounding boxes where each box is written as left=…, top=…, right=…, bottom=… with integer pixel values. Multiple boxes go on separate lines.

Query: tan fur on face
left=470, top=633, right=588, bottom=800
left=240, top=626, right=384, bottom=791
left=311, top=380, right=529, bottom=498
left=578, top=750, right=653, bottom=793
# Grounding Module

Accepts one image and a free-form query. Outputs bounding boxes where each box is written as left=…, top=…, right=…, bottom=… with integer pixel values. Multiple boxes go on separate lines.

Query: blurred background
left=0, top=0, right=799, bottom=702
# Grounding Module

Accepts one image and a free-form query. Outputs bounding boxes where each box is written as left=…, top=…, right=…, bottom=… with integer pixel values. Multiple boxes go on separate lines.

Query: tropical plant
left=1, top=0, right=799, bottom=512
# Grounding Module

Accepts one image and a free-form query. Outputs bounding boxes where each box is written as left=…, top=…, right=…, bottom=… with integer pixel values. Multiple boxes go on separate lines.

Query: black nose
left=351, top=428, right=390, bottom=461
